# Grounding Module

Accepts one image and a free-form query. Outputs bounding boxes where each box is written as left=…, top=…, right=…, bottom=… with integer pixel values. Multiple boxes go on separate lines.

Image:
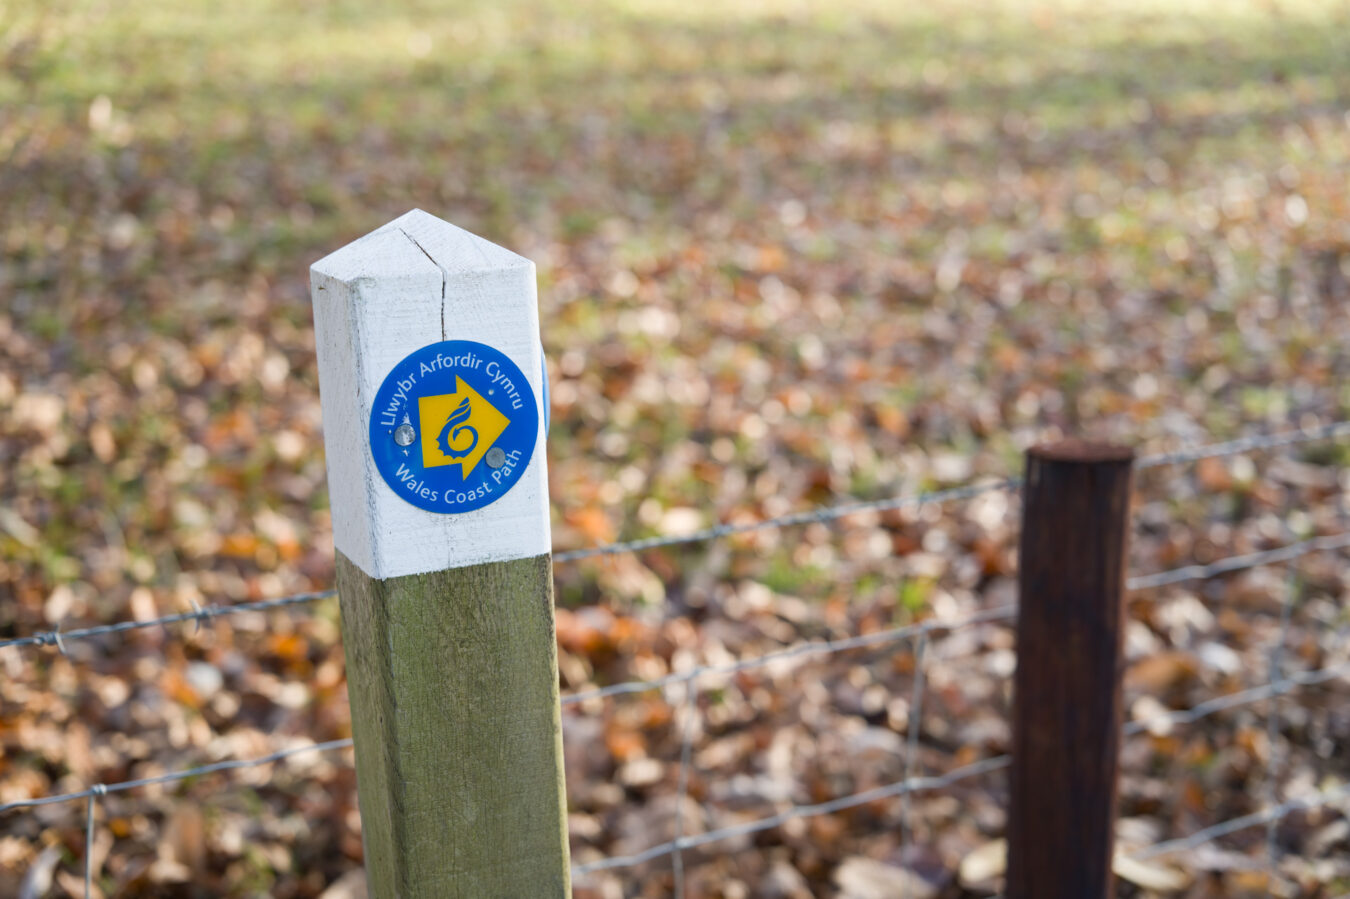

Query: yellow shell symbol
left=417, top=377, right=510, bottom=476
left=437, top=396, right=478, bottom=460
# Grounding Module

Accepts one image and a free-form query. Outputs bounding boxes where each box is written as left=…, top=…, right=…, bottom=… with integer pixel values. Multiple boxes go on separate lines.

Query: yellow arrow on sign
left=417, top=377, right=510, bottom=477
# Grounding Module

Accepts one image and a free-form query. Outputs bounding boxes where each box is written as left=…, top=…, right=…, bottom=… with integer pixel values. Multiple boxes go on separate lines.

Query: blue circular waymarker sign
left=369, top=340, right=540, bottom=514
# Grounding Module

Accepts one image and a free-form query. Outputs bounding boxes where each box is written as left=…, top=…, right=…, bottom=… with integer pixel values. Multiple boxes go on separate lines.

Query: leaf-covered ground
left=2, top=0, right=1350, bottom=895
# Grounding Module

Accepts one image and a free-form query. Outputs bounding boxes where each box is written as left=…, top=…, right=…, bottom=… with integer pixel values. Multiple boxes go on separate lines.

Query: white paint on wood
left=311, top=209, right=551, bottom=579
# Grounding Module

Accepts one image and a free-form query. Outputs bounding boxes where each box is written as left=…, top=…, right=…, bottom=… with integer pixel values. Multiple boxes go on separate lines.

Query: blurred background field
left=2, top=0, right=1350, bottom=896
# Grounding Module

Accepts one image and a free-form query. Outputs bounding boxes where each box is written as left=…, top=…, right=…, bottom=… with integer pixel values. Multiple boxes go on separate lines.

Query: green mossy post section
left=337, top=551, right=570, bottom=897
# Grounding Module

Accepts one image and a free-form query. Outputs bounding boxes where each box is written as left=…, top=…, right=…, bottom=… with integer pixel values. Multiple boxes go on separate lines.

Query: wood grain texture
left=338, top=550, right=570, bottom=898
left=1006, top=442, right=1134, bottom=899
left=311, top=209, right=550, bottom=580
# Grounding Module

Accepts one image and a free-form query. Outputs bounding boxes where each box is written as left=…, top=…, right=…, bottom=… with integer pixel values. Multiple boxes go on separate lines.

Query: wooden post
left=1006, top=440, right=1134, bottom=899
left=310, top=210, right=569, bottom=897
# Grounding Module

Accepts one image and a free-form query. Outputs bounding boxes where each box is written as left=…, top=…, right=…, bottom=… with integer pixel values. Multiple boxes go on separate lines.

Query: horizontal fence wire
left=560, top=529, right=1350, bottom=707
left=559, top=419, right=1350, bottom=563
left=561, top=605, right=1016, bottom=706
left=1124, top=658, right=1350, bottom=737
left=1, top=420, right=1345, bottom=654
left=1132, top=781, right=1350, bottom=861
left=1126, top=532, right=1350, bottom=591
left=572, top=755, right=1014, bottom=876
left=0, top=591, right=337, bottom=652
left=1133, top=419, right=1350, bottom=470
left=0, top=739, right=354, bottom=815
left=552, top=479, right=1017, bottom=562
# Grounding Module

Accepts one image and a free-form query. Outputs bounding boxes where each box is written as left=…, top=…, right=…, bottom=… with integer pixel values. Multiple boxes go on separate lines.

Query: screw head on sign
left=394, top=424, right=416, bottom=446
left=486, top=447, right=506, bottom=469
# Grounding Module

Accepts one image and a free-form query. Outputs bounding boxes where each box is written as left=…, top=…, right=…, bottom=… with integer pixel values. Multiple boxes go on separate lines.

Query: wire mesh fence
left=2, top=420, right=1349, bottom=895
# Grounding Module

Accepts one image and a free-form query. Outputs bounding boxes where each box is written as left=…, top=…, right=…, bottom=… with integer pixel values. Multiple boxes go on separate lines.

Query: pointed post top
left=312, top=209, right=530, bottom=284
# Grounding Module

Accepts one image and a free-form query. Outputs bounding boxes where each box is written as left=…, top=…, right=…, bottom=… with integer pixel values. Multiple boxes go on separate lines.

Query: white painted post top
left=311, top=209, right=550, bottom=579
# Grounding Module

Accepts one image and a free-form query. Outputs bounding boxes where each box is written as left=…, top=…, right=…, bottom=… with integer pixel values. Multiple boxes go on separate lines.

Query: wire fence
left=3, top=533, right=1346, bottom=888
left=2, top=419, right=1349, bottom=895
left=574, top=526, right=1350, bottom=880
